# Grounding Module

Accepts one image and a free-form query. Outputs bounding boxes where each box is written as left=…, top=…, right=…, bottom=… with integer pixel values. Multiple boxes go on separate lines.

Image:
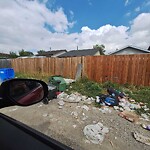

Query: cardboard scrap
left=133, top=132, right=150, bottom=146
left=119, top=110, right=139, bottom=123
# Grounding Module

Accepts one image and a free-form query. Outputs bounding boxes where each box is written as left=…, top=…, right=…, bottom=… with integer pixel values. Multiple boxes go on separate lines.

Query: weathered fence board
left=0, top=59, right=11, bottom=68
left=11, top=54, right=150, bottom=86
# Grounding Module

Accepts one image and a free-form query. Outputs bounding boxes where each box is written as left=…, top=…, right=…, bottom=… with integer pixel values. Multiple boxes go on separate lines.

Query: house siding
left=112, top=48, right=149, bottom=55
left=94, top=51, right=100, bottom=56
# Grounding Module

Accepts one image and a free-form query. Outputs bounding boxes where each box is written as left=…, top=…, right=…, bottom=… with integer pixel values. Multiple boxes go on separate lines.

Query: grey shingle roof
left=58, top=49, right=99, bottom=57
left=36, top=50, right=67, bottom=57
left=109, top=45, right=150, bottom=55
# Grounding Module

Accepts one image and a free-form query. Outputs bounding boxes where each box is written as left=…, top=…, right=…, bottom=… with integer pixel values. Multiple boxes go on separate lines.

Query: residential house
left=58, top=49, right=102, bottom=57
left=109, top=45, right=150, bottom=55
left=0, top=52, right=10, bottom=58
left=36, top=50, right=67, bottom=57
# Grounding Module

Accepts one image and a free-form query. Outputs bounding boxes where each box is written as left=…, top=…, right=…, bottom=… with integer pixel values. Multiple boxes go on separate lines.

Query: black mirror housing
left=0, top=78, right=48, bottom=107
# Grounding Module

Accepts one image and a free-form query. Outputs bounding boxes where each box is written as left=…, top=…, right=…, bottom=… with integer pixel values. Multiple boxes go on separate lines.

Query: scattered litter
left=96, top=87, right=144, bottom=114
left=99, top=107, right=112, bottom=114
left=71, top=111, right=78, bottom=118
left=83, top=100, right=92, bottom=105
left=144, top=108, right=150, bottom=111
left=43, top=113, right=48, bottom=117
left=119, top=110, right=139, bottom=123
left=83, top=122, right=109, bottom=144
left=81, top=105, right=89, bottom=111
left=96, top=96, right=100, bottom=103
left=113, top=106, right=119, bottom=110
left=57, top=92, right=68, bottom=100
left=141, top=114, right=149, bottom=121
left=65, top=93, right=81, bottom=103
left=105, top=97, right=118, bottom=106
left=92, top=107, right=97, bottom=110
left=58, top=106, right=63, bottom=109
left=76, top=106, right=81, bottom=109
left=84, top=139, right=91, bottom=144
left=58, top=100, right=65, bottom=106
left=107, top=87, right=125, bottom=98
left=141, top=105, right=150, bottom=111
left=142, top=124, right=150, bottom=131
left=119, top=107, right=124, bottom=112
left=93, top=121, right=97, bottom=124
left=96, top=94, right=118, bottom=106
left=129, top=99, right=136, bottom=103
left=38, top=104, right=43, bottom=108
left=109, top=140, right=114, bottom=147
left=82, top=116, right=89, bottom=121
left=82, top=96, right=87, bottom=101
left=73, top=125, right=77, bottom=128
left=133, top=132, right=150, bottom=146
left=63, top=78, right=75, bottom=84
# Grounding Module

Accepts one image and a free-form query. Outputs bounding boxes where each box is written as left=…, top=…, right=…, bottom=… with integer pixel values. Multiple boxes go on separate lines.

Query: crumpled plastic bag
left=83, top=122, right=109, bottom=144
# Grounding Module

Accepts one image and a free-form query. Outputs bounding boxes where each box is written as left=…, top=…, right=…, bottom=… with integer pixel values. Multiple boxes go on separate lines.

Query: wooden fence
left=10, top=54, right=150, bottom=86
left=0, top=59, right=11, bottom=68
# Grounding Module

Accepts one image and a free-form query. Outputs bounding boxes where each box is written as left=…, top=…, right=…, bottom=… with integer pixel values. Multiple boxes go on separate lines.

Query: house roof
left=58, top=49, right=99, bottom=57
left=0, top=52, right=10, bottom=58
left=36, top=50, right=67, bottom=57
left=109, top=45, right=150, bottom=55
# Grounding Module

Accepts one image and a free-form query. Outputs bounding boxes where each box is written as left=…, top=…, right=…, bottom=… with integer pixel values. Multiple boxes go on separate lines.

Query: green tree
left=37, top=50, right=46, bottom=55
left=9, top=51, right=18, bottom=58
left=19, top=49, right=34, bottom=56
left=93, top=44, right=105, bottom=55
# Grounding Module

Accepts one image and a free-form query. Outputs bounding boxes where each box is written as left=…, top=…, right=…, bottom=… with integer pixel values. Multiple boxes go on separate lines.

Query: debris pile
left=95, top=87, right=149, bottom=121
left=57, top=92, right=95, bottom=104
left=99, top=107, right=112, bottom=114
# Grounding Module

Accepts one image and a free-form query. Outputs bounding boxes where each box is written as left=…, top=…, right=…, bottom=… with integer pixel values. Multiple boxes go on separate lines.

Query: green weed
left=15, top=72, right=50, bottom=83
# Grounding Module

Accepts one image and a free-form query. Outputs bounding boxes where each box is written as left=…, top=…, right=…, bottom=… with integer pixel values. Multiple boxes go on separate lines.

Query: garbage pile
left=96, top=87, right=149, bottom=116
left=57, top=92, right=95, bottom=104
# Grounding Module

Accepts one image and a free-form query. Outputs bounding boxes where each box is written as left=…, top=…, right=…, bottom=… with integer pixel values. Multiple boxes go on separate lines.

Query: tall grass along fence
left=0, top=59, right=11, bottom=68
left=11, top=54, right=150, bottom=86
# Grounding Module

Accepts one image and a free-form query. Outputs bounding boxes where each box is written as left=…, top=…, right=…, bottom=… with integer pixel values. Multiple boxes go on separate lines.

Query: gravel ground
left=0, top=99, right=150, bottom=150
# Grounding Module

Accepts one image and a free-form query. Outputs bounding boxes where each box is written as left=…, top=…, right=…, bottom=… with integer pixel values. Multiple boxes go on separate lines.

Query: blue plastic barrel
left=0, top=68, right=15, bottom=82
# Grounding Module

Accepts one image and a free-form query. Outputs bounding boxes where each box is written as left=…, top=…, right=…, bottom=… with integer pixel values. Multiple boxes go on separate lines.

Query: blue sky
left=0, top=0, right=150, bottom=53
left=44, top=0, right=150, bottom=32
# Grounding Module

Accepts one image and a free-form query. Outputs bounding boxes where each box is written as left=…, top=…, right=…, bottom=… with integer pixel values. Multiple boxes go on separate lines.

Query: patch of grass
left=102, top=81, right=124, bottom=91
left=15, top=72, right=50, bottom=83
left=66, top=77, right=102, bottom=98
left=128, top=86, right=150, bottom=109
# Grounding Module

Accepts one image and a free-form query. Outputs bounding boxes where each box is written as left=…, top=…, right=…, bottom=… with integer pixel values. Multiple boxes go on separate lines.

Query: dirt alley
left=0, top=99, right=150, bottom=150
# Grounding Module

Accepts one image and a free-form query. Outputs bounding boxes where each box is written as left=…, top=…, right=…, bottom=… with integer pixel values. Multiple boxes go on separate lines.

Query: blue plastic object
left=0, top=68, right=15, bottom=82
left=104, top=97, right=118, bottom=106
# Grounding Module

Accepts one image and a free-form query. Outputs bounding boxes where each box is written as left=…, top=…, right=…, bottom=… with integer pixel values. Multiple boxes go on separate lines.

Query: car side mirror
left=0, top=79, right=48, bottom=106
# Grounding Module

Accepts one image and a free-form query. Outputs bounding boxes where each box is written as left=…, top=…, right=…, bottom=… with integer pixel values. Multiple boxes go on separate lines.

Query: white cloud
left=145, top=0, right=150, bottom=6
left=128, top=13, right=150, bottom=48
left=69, top=10, right=74, bottom=20
left=0, top=1, right=150, bottom=54
left=0, top=0, right=74, bottom=53
left=77, top=13, right=150, bottom=53
left=135, top=7, right=140, bottom=12
left=125, top=12, right=131, bottom=17
left=125, top=0, right=129, bottom=6
left=88, top=0, right=92, bottom=6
